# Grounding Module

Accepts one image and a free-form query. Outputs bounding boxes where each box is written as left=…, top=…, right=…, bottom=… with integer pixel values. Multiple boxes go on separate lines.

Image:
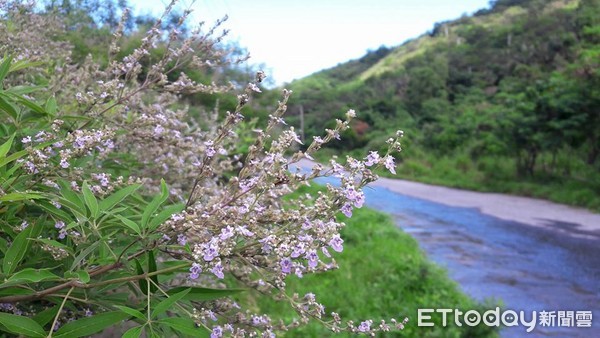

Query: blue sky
left=130, top=0, right=491, bottom=85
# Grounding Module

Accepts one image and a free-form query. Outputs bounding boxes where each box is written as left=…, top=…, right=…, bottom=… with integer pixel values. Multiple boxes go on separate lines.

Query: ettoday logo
left=417, top=307, right=593, bottom=333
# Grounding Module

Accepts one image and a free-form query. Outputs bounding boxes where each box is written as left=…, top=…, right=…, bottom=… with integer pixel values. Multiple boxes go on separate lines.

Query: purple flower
left=170, top=213, right=185, bottom=222
left=384, top=155, right=396, bottom=174
left=219, top=226, right=234, bottom=240
left=290, top=243, right=305, bottom=258
left=331, top=162, right=345, bottom=176
left=358, top=320, right=371, bottom=332
left=280, top=258, right=292, bottom=274
left=0, top=303, right=13, bottom=311
left=329, top=235, right=344, bottom=252
left=251, top=315, right=263, bottom=326
left=353, top=192, right=365, bottom=208
left=306, top=250, right=319, bottom=268
left=259, top=236, right=274, bottom=253
left=55, top=221, right=65, bottom=229
left=189, top=263, right=202, bottom=279
left=364, top=151, right=380, bottom=166
left=210, top=326, right=223, bottom=338
left=98, top=174, right=109, bottom=187
left=298, top=234, right=313, bottom=242
left=203, top=243, right=219, bottom=261
left=153, top=124, right=165, bottom=136
left=60, top=158, right=70, bottom=168
left=344, top=184, right=365, bottom=208
left=210, top=262, right=224, bottom=279
left=24, top=161, right=38, bottom=174
left=301, top=218, right=312, bottom=230
left=73, top=136, right=87, bottom=149
left=237, top=226, right=254, bottom=237
left=177, top=234, right=187, bottom=246
left=19, top=221, right=29, bottom=231
left=207, top=310, right=218, bottom=321
left=205, top=141, right=216, bottom=157
left=58, top=229, right=67, bottom=240
left=341, top=203, right=353, bottom=217
left=344, top=185, right=358, bottom=200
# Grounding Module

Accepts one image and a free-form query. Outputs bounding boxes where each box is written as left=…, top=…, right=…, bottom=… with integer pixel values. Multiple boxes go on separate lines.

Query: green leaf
left=148, top=250, right=158, bottom=293
left=0, top=149, right=26, bottom=168
left=0, top=312, right=46, bottom=337
left=134, top=259, right=148, bottom=296
left=122, top=326, right=143, bottom=338
left=0, top=94, right=18, bottom=120
left=8, top=59, right=44, bottom=73
left=151, top=288, right=189, bottom=319
left=36, top=200, right=74, bottom=223
left=58, top=180, right=86, bottom=216
left=148, top=203, right=185, bottom=231
left=0, top=192, right=43, bottom=202
left=77, top=270, right=90, bottom=283
left=53, top=311, right=129, bottom=338
left=0, top=237, right=7, bottom=254
left=82, top=181, right=99, bottom=218
left=9, top=93, right=47, bottom=115
left=5, top=85, right=43, bottom=95
left=0, top=55, right=12, bottom=84
left=0, top=133, right=15, bottom=159
left=7, top=268, right=61, bottom=283
left=99, top=184, right=141, bottom=211
left=0, top=287, right=34, bottom=297
left=32, top=305, right=60, bottom=326
left=115, top=215, right=141, bottom=235
left=45, top=96, right=57, bottom=116
left=141, top=179, right=169, bottom=228
left=63, top=270, right=91, bottom=284
left=70, top=241, right=100, bottom=271
left=114, top=305, right=146, bottom=321
left=166, top=286, right=245, bottom=302
left=2, top=217, right=43, bottom=274
left=159, top=317, right=209, bottom=337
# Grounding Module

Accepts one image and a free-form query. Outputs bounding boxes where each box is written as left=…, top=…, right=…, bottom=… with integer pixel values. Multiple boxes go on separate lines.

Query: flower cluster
left=0, top=1, right=407, bottom=337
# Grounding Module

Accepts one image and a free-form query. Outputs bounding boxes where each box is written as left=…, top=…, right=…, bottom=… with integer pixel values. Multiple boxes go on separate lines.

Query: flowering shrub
left=0, top=1, right=404, bottom=336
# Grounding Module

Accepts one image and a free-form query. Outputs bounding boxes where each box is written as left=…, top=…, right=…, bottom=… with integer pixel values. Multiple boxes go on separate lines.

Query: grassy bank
left=247, top=186, right=498, bottom=337
left=390, top=154, right=600, bottom=212
left=312, top=149, right=600, bottom=212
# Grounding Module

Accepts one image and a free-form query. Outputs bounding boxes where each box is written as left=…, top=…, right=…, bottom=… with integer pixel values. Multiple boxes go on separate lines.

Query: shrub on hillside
left=0, top=1, right=404, bottom=336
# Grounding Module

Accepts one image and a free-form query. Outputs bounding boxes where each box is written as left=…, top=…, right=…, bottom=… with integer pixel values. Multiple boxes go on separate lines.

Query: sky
left=130, top=0, right=492, bottom=85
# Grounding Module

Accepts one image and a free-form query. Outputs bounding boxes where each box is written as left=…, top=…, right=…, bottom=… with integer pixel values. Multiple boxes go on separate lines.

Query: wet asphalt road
left=314, top=176, right=600, bottom=337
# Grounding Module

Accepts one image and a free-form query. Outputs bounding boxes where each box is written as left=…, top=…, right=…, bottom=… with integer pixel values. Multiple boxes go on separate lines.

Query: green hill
left=285, top=0, right=600, bottom=210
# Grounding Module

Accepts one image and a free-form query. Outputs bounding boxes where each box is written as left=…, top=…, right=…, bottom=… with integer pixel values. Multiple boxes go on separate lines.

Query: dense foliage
left=287, top=0, right=600, bottom=209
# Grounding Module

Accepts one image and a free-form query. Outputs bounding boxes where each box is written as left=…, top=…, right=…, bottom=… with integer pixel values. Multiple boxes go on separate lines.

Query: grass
left=245, top=185, right=498, bottom=337
left=311, top=149, right=600, bottom=212
left=385, top=154, right=600, bottom=212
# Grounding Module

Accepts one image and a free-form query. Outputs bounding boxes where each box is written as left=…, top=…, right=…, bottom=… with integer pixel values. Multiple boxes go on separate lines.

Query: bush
left=0, top=1, right=405, bottom=336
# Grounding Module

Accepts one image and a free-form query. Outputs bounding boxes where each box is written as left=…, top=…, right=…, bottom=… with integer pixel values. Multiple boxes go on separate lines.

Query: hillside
left=285, top=0, right=600, bottom=210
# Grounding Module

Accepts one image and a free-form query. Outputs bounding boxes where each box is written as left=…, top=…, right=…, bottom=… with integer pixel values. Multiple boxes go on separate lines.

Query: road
left=296, top=160, right=600, bottom=337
